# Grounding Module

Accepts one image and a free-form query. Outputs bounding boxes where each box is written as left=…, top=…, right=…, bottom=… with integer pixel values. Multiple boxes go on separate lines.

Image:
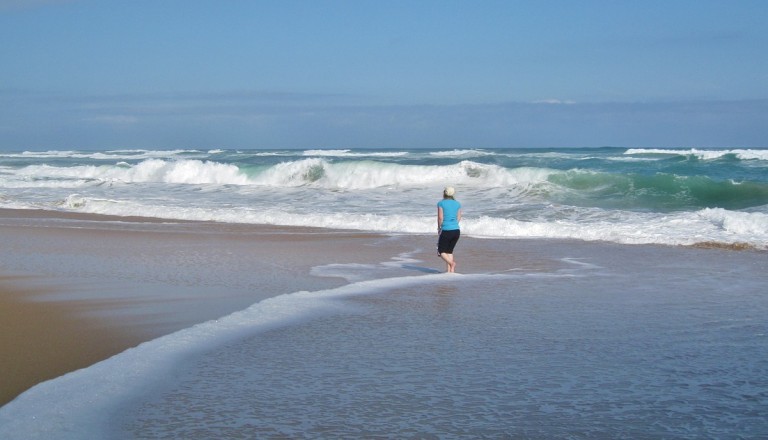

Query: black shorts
left=437, top=229, right=460, bottom=255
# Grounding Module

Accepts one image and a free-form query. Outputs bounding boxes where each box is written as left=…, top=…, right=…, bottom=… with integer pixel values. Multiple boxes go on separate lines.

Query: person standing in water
left=437, top=186, right=462, bottom=273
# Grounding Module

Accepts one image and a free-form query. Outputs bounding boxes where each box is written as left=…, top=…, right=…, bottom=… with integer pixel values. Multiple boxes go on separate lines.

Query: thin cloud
left=531, top=99, right=577, bottom=105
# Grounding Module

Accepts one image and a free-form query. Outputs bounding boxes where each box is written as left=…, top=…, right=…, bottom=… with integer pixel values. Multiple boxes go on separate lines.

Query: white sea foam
left=0, top=288, right=340, bottom=439
left=126, top=159, right=249, bottom=185
left=45, top=195, right=768, bottom=250
left=698, top=207, right=768, bottom=236
left=470, top=208, right=768, bottom=247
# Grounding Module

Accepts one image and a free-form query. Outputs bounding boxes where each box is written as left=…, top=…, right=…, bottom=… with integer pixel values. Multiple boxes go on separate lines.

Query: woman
left=437, top=186, right=462, bottom=273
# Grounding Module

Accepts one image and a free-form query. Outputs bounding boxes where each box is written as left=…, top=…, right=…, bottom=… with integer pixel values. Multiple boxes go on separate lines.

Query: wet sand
left=0, top=208, right=431, bottom=406
left=0, top=279, right=144, bottom=406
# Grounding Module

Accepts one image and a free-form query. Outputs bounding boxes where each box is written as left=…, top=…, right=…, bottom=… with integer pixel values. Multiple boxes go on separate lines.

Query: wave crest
left=248, top=159, right=555, bottom=189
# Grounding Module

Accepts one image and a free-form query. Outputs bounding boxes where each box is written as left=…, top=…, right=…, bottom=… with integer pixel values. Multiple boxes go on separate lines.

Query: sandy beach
left=2, top=207, right=767, bottom=438
left=0, top=208, right=450, bottom=406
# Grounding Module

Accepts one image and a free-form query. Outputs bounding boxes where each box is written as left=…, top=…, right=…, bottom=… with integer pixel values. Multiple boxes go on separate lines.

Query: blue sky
left=1, top=0, right=766, bottom=150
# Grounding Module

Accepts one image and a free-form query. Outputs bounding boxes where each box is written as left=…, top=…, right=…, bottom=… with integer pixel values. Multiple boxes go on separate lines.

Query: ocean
left=1, top=147, right=767, bottom=438
left=1, top=147, right=766, bottom=249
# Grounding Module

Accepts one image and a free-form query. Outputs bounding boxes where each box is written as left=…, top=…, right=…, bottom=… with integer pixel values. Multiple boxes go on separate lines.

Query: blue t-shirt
left=438, top=199, right=461, bottom=230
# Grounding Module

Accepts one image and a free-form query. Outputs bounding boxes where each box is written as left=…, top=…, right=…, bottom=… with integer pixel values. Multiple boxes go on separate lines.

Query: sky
left=1, top=0, right=766, bottom=150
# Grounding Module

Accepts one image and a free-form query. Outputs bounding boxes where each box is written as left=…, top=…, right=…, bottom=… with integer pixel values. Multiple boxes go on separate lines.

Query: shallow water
left=113, top=242, right=768, bottom=439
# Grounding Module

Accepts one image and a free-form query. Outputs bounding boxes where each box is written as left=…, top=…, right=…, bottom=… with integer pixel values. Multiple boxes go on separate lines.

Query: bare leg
left=439, top=252, right=456, bottom=273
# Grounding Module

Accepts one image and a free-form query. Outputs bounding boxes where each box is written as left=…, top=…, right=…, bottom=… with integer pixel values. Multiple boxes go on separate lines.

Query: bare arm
left=437, top=206, right=444, bottom=234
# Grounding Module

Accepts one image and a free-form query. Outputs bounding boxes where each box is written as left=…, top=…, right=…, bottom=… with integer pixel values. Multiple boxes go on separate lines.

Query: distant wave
left=0, top=149, right=212, bottom=162
left=302, top=149, right=409, bottom=158
left=625, top=148, right=768, bottom=161
left=428, top=149, right=494, bottom=158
